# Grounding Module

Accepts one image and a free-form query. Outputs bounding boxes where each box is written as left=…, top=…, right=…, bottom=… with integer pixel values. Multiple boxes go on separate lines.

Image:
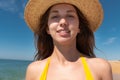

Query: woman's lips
left=57, top=29, right=70, bottom=33
left=57, top=29, right=70, bottom=37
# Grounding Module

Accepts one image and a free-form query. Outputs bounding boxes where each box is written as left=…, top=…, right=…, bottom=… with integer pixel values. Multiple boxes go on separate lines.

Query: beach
left=109, top=61, right=120, bottom=80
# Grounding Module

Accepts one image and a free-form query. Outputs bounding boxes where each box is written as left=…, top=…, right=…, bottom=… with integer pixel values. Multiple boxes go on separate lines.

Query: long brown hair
left=34, top=4, right=96, bottom=60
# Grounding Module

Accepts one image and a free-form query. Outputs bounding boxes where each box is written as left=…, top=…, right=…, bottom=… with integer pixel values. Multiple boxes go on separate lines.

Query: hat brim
left=24, top=0, right=103, bottom=32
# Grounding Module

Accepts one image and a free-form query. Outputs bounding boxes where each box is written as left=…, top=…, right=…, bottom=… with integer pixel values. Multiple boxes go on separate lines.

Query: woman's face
left=47, top=4, right=80, bottom=45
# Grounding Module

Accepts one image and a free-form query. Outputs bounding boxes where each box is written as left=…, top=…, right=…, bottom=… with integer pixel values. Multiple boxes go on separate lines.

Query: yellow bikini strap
left=81, top=57, right=94, bottom=80
left=40, top=58, right=50, bottom=80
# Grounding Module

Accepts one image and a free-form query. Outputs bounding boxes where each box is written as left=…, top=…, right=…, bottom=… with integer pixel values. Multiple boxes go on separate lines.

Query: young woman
left=24, top=0, right=113, bottom=80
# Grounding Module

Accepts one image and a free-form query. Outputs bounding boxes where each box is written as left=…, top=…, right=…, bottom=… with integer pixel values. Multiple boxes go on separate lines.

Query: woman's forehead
left=50, top=3, right=76, bottom=13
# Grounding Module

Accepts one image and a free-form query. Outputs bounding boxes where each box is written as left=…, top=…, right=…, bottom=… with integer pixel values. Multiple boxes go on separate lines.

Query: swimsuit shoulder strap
left=81, top=57, right=94, bottom=80
left=40, top=58, right=50, bottom=80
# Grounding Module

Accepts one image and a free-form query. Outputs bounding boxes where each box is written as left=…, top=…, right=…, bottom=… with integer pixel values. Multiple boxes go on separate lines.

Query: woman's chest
left=44, top=67, right=101, bottom=80
left=46, top=66, right=87, bottom=80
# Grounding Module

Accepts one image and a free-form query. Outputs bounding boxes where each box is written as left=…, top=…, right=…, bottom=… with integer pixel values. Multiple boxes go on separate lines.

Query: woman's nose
left=59, top=18, right=68, bottom=27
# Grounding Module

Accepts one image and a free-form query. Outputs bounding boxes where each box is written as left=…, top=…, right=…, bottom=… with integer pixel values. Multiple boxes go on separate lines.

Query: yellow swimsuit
left=40, top=57, right=94, bottom=80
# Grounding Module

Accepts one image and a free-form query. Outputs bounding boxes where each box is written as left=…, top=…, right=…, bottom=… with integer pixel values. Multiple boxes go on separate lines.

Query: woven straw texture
left=24, top=0, right=103, bottom=32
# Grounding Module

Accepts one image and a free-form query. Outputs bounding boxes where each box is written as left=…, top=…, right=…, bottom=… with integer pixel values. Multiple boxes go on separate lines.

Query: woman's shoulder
left=25, top=58, right=49, bottom=80
left=27, top=58, right=48, bottom=70
left=28, top=58, right=48, bottom=69
left=86, top=57, right=111, bottom=68
left=86, top=57, right=113, bottom=79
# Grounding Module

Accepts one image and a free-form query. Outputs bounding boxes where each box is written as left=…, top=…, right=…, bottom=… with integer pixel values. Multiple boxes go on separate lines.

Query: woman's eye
left=67, top=15, right=74, bottom=18
left=51, top=16, right=59, bottom=19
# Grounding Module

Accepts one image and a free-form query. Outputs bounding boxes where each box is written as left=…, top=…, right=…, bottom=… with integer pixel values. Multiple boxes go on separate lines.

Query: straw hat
left=24, top=0, right=103, bottom=33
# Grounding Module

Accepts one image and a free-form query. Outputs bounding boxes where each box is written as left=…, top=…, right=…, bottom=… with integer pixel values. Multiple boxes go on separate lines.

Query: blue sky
left=0, top=0, right=120, bottom=61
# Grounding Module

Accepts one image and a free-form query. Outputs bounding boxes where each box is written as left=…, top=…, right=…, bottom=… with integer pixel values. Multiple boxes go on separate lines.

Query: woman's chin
left=54, top=38, right=73, bottom=45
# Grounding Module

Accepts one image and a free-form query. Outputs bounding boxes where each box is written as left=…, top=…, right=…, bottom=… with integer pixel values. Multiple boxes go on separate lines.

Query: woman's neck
left=51, top=44, right=81, bottom=65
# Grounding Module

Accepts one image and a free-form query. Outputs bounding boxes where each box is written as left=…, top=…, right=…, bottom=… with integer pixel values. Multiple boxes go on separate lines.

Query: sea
left=0, top=59, right=32, bottom=80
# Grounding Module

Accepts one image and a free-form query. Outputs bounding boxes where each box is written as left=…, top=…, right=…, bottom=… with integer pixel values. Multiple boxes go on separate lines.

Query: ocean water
left=0, top=59, right=32, bottom=80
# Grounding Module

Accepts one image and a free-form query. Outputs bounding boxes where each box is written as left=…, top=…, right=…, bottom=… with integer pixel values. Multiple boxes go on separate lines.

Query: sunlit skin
left=47, top=4, right=80, bottom=46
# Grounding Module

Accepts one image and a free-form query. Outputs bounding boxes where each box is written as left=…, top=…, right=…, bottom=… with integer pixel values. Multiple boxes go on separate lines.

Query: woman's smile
left=56, top=29, right=70, bottom=37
